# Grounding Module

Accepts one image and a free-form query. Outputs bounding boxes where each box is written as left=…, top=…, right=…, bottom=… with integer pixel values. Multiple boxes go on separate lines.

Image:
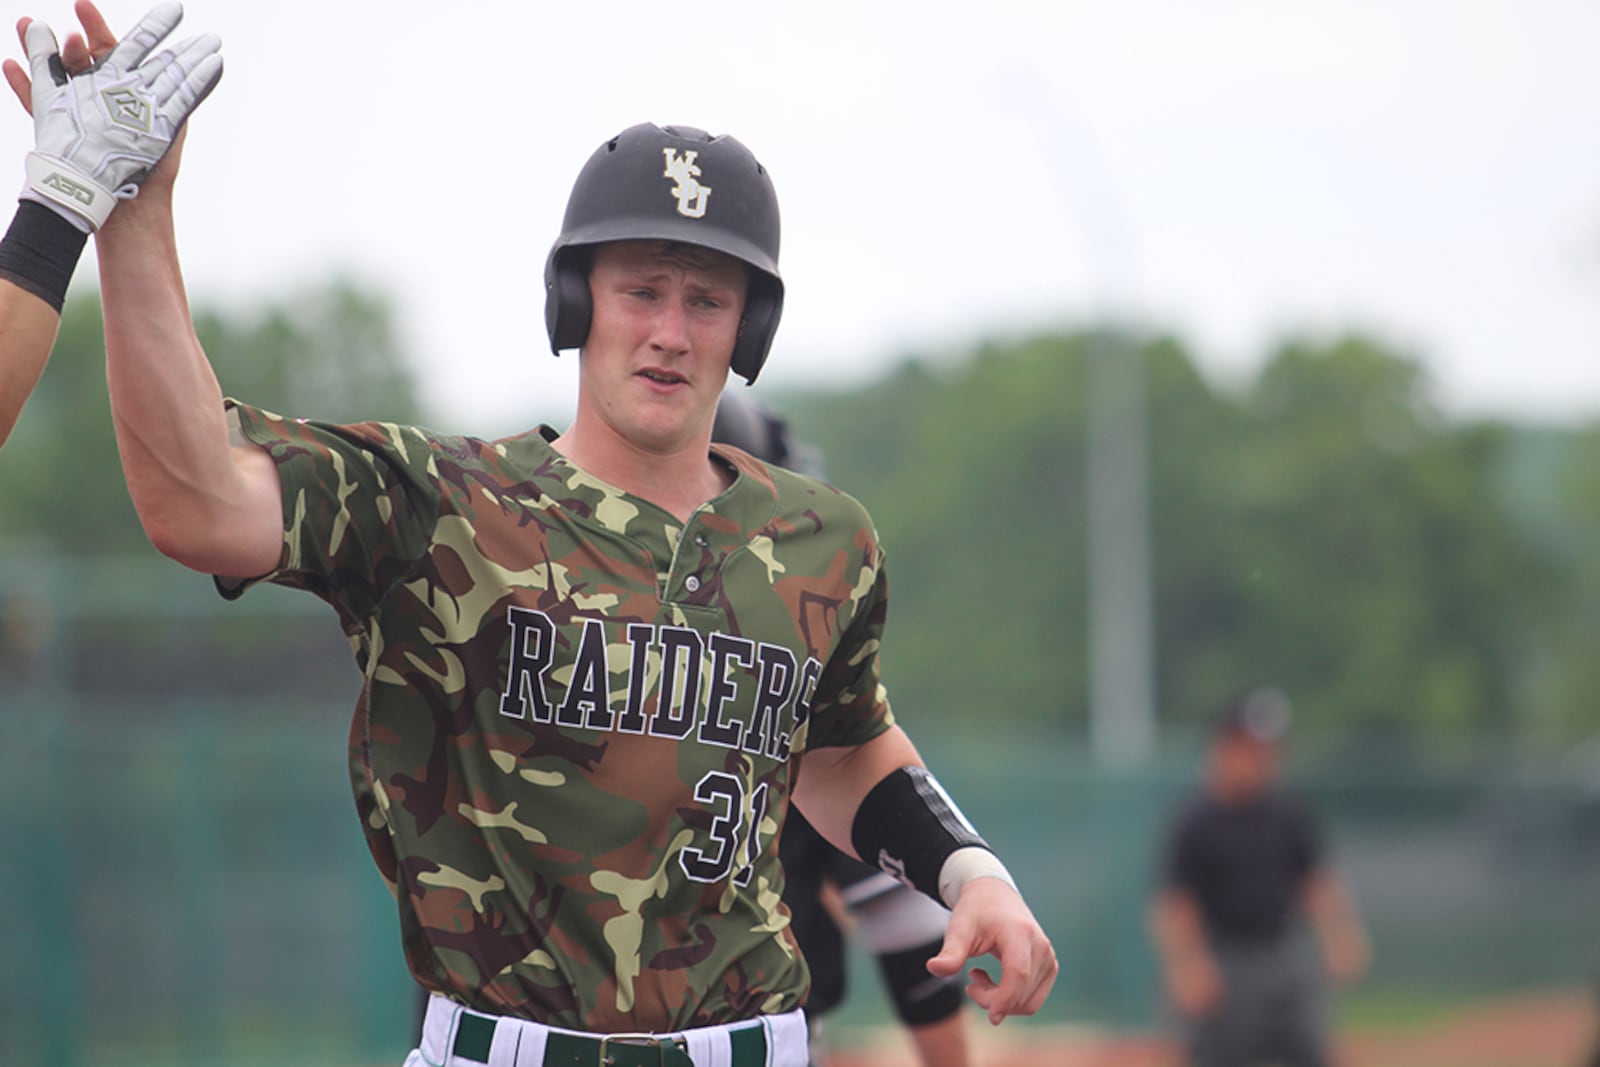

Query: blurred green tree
left=0, top=278, right=423, bottom=554
left=1167, top=335, right=1564, bottom=761
left=1533, top=421, right=1600, bottom=747
left=779, top=330, right=1575, bottom=760
left=782, top=336, right=1093, bottom=749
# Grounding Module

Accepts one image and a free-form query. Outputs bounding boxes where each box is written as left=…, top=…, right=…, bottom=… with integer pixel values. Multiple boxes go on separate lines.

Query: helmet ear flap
left=730, top=277, right=784, bottom=384
left=545, top=247, right=594, bottom=354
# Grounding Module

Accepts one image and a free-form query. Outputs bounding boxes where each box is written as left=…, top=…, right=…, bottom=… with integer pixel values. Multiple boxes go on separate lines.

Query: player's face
left=580, top=240, right=748, bottom=454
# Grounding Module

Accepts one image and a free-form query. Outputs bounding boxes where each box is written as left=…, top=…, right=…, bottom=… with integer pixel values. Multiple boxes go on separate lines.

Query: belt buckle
left=596, top=1031, right=685, bottom=1067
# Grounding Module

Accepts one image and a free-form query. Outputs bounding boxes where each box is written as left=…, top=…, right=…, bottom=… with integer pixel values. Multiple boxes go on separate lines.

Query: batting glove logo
left=662, top=148, right=712, bottom=218
left=41, top=170, right=96, bottom=206
left=100, top=87, right=154, bottom=133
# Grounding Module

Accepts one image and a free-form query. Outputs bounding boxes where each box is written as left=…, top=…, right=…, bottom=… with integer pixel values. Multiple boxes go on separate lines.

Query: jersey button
left=685, top=575, right=701, bottom=593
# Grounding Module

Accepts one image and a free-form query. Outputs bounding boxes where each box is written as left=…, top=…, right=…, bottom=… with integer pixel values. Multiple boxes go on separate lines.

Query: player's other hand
left=927, top=876, right=1058, bottom=1026
left=4, top=1, right=221, bottom=232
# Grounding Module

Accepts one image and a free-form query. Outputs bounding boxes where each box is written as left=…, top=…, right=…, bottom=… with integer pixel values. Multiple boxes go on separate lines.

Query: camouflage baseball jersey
left=217, top=401, right=895, bottom=1032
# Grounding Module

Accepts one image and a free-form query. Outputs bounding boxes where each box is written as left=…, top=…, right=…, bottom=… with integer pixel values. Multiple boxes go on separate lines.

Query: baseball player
left=711, top=392, right=972, bottom=1067
left=1150, top=688, right=1369, bottom=1067
left=22, top=4, right=1059, bottom=1060
left=0, top=1, right=220, bottom=446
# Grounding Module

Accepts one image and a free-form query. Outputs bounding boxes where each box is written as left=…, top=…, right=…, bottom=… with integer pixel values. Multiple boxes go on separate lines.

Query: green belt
left=451, top=1009, right=768, bottom=1067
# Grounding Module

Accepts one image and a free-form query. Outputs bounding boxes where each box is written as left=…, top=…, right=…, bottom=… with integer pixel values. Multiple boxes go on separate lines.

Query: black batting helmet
left=544, top=123, right=784, bottom=384
left=711, top=391, right=826, bottom=477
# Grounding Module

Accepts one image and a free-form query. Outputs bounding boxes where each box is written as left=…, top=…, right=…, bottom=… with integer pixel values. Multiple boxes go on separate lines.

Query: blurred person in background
left=1149, top=687, right=1369, bottom=1067
left=712, top=392, right=972, bottom=1067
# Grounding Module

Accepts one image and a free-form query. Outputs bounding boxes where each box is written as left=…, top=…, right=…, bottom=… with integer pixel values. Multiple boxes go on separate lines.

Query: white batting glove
left=21, top=2, right=222, bottom=232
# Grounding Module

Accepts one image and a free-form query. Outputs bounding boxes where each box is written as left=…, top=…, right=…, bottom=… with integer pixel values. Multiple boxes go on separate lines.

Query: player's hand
left=8, top=2, right=221, bottom=232
left=927, top=876, right=1058, bottom=1025
left=7, top=1, right=188, bottom=207
left=4, top=0, right=117, bottom=108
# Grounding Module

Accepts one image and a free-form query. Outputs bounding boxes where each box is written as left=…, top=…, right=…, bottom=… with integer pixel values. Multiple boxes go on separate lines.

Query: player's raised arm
left=77, top=7, right=277, bottom=578
left=0, top=2, right=121, bottom=446
left=98, top=132, right=283, bottom=578
left=793, top=725, right=1060, bottom=1026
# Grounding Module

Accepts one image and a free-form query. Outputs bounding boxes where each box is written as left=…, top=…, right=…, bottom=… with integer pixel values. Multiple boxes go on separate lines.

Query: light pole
left=1086, top=320, right=1155, bottom=769
left=1000, top=76, right=1156, bottom=769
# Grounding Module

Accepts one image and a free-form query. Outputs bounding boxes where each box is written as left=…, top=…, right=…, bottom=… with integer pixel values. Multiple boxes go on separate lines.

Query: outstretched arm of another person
left=0, top=1, right=116, bottom=446
left=0, top=274, right=65, bottom=444
left=793, top=726, right=1059, bottom=1025
left=1303, top=868, right=1369, bottom=984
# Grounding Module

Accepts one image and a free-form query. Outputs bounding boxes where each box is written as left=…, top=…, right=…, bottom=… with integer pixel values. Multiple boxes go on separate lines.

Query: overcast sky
left=11, top=0, right=1600, bottom=433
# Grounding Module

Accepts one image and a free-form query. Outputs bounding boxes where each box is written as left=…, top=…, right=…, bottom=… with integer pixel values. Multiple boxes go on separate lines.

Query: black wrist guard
left=850, top=765, right=991, bottom=904
left=0, top=201, right=89, bottom=312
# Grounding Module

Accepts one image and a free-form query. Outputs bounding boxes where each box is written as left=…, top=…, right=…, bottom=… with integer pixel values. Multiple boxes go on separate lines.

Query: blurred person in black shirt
left=1150, top=688, right=1369, bottom=1067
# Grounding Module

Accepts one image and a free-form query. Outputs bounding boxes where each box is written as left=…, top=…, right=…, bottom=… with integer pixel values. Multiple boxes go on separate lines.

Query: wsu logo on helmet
left=662, top=148, right=712, bottom=218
